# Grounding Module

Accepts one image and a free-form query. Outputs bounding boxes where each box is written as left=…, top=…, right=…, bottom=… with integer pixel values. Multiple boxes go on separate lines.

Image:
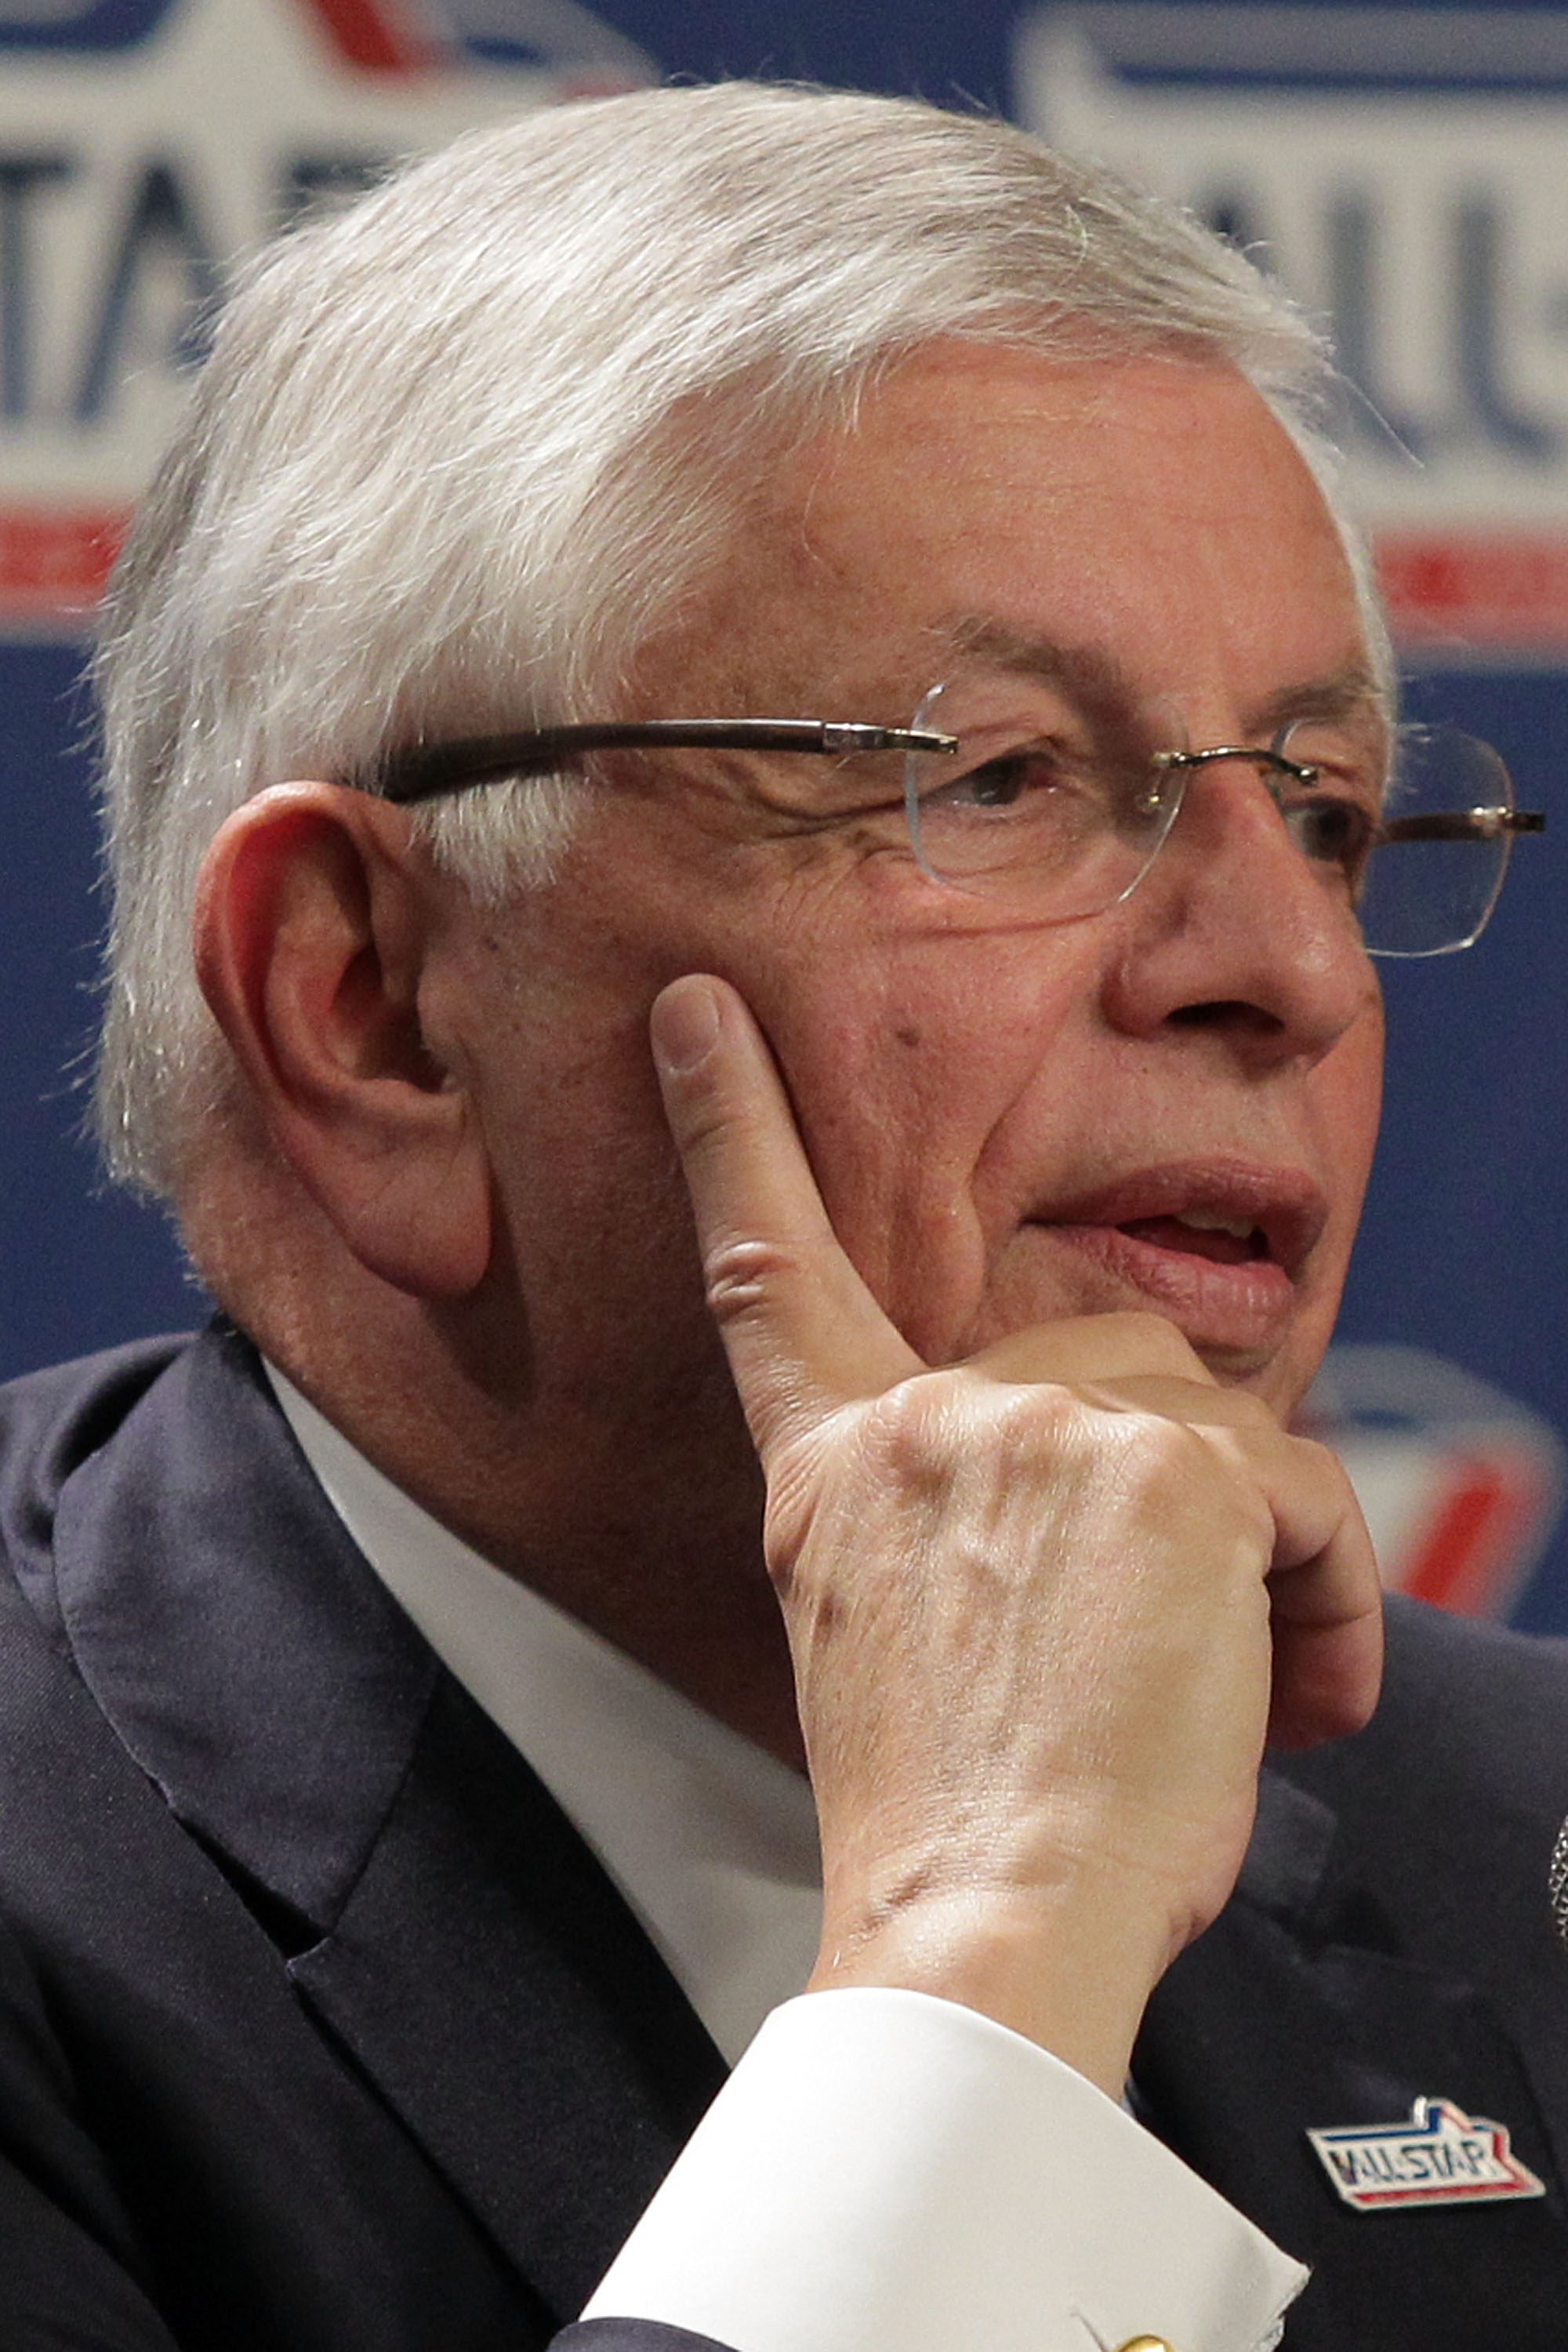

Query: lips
left=1039, top=1161, right=1327, bottom=1276
left=1022, top=1160, right=1330, bottom=1360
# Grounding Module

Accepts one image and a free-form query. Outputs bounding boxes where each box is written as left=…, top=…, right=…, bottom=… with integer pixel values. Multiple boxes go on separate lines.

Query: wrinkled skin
left=194, top=345, right=1387, bottom=2085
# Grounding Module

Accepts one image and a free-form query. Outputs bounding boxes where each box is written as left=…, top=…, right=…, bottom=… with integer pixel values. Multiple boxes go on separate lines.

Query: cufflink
left=1113, top=2339, right=1174, bottom=2351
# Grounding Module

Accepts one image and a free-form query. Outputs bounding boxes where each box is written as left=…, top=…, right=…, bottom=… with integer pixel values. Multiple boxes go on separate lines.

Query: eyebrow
left=937, top=617, right=1389, bottom=742
left=1250, top=666, right=1390, bottom=741
left=941, top=620, right=1136, bottom=725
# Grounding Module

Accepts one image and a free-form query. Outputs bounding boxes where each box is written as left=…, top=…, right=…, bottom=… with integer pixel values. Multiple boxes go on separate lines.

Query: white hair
left=93, top=79, right=1378, bottom=1196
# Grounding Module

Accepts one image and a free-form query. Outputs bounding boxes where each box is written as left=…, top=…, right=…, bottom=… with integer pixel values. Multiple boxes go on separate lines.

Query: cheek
left=1271, top=1004, right=1386, bottom=1411
left=758, top=954, right=1067, bottom=1360
left=1319, top=996, right=1385, bottom=1225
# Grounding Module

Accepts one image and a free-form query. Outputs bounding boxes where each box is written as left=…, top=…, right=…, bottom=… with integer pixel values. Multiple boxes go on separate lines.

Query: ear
left=194, top=782, right=492, bottom=1298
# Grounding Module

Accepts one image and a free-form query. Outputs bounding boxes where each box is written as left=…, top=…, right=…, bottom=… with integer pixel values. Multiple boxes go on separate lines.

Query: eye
left=1272, top=717, right=1387, bottom=890
left=930, top=744, right=1070, bottom=815
left=1280, top=793, right=1377, bottom=881
left=924, top=738, right=1135, bottom=829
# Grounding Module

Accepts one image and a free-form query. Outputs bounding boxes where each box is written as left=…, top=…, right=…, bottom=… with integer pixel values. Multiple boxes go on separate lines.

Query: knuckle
left=855, top=1374, right=1144, bottom=1544
left=854, top=1374, right=968, bottom=1488
left=1285, top=1430, right=1348, bottom=1485
left=1125, top=1410, right=1228, bottom=1501
left=1118, top=1410, right=1272, bottom=1540
left=1215, top=1388, right=1277, bottom=1432
left=700, top=1232, right=800, bottom=1329
left=860, top=1367, right=1073, bottom=1476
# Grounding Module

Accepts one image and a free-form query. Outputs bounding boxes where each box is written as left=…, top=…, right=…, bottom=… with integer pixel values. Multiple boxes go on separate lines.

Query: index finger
left=651, top=975, right=921, bottom=1462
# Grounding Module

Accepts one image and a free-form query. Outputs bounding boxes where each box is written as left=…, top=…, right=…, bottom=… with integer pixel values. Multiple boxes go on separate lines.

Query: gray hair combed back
left=94, top=78, right=1363, bottom=1197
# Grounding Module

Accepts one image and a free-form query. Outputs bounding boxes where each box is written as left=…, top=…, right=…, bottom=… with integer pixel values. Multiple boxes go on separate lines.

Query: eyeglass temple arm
left=1381, top=808, right=1545, bottom=843
left=366, top=719, right=959, bottom=805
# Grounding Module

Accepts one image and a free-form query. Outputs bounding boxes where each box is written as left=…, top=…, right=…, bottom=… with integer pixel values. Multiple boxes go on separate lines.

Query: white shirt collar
left=266, top=1366, right=821, bottom=2065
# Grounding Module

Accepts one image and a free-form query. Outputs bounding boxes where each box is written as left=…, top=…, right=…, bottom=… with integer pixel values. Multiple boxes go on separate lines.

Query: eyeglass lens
left=1343, top=724, right=1517, bottom=957
left=903, top=679, right=1524, bottom=958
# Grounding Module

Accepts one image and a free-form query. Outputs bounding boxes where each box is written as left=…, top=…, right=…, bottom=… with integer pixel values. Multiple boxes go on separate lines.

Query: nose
left=1101, top=753, right=1381, bottom=1068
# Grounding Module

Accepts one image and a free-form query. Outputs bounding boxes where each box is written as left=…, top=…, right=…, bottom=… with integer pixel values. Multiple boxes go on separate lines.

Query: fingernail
left=651, top=978, right=720, bottom=1075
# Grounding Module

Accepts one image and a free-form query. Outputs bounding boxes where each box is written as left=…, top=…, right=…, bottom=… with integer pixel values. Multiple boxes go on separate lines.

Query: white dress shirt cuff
left=583, top=1986, right=1306, bottom=2352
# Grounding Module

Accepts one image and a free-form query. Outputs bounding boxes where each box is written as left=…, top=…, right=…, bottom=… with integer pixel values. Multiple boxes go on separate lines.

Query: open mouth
left=1026, top=1195, right=1310, bottom=1360
left=1116, top=1212, right=1271, bottom=1268
left=1036, top=1163, right=1325, bottom=1283
left=1023, top=1165, right=1330, bottom=1354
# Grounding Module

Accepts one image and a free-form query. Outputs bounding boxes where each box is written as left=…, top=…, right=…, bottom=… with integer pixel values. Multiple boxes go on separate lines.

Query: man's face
left=451, top=346, right=1384, bottom=1439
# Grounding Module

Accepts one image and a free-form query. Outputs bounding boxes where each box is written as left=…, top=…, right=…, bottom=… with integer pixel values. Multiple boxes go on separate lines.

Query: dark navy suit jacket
left=2, top=1323, right=1568, bottom=2347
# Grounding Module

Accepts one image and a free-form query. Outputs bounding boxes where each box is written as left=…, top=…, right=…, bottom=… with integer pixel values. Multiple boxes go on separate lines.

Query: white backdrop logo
left=1308, top=1345, right=1566, bottom=1619
left=1017, top=5, right=1568, bottom=654
left=0, top=0, right=656, bottom=627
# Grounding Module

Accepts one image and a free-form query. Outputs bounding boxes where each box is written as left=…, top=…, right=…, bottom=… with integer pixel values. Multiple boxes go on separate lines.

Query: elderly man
left=2, top=79, right=1563, bottom=2352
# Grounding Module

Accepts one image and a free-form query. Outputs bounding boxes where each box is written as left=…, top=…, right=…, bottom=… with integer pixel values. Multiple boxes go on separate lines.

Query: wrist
left=808, top=1873, right=1176, bottom=2099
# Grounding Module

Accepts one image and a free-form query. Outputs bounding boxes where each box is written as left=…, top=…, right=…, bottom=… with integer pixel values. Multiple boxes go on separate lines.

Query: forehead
left=683, top=343, right=1372, bottom=725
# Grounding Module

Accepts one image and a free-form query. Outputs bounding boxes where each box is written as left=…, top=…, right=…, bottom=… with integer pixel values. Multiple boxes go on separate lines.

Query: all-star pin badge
left=1307, top=2097, right=1547, bottom=2212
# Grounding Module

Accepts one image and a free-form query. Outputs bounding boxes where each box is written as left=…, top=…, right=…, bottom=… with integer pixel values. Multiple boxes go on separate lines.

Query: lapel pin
left=1307, top=2096, right=1546, bottom=2211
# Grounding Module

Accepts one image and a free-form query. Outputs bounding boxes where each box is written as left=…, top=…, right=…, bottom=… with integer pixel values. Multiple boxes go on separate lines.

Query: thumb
left=652, top=975, right=920, bottom=1465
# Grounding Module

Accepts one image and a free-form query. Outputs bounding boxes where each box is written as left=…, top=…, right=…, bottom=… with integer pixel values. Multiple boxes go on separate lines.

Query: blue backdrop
left=5, top=0, right=1566, bottom=1625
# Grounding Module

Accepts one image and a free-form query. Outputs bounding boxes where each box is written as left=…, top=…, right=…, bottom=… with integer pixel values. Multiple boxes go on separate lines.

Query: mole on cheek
left=894, top=1025, right=921, bottom=1049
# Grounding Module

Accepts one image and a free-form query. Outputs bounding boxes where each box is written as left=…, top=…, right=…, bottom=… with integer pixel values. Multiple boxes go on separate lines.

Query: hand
left=652, top=974, right=1382, bottom=2096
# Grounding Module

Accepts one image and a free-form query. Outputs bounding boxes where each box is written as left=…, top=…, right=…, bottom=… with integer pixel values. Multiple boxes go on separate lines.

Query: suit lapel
left=50, top=1325, right=1568, bottom=2339
left=47, top=1324, right=724, bottom=2325
left=1135, top=1769, right=1568, bottom=2347
left=288, top=1671, right=726, bottom=2317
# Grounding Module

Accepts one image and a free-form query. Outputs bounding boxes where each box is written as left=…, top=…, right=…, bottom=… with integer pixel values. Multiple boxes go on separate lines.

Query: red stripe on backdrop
left=1378, top=530, right=1568, bottom=651
left=1400, top=1451, right=1547, bottom=1617
left=0, top=509, right=129, bottom=625
left=299, top=0, right=442, bottom=73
